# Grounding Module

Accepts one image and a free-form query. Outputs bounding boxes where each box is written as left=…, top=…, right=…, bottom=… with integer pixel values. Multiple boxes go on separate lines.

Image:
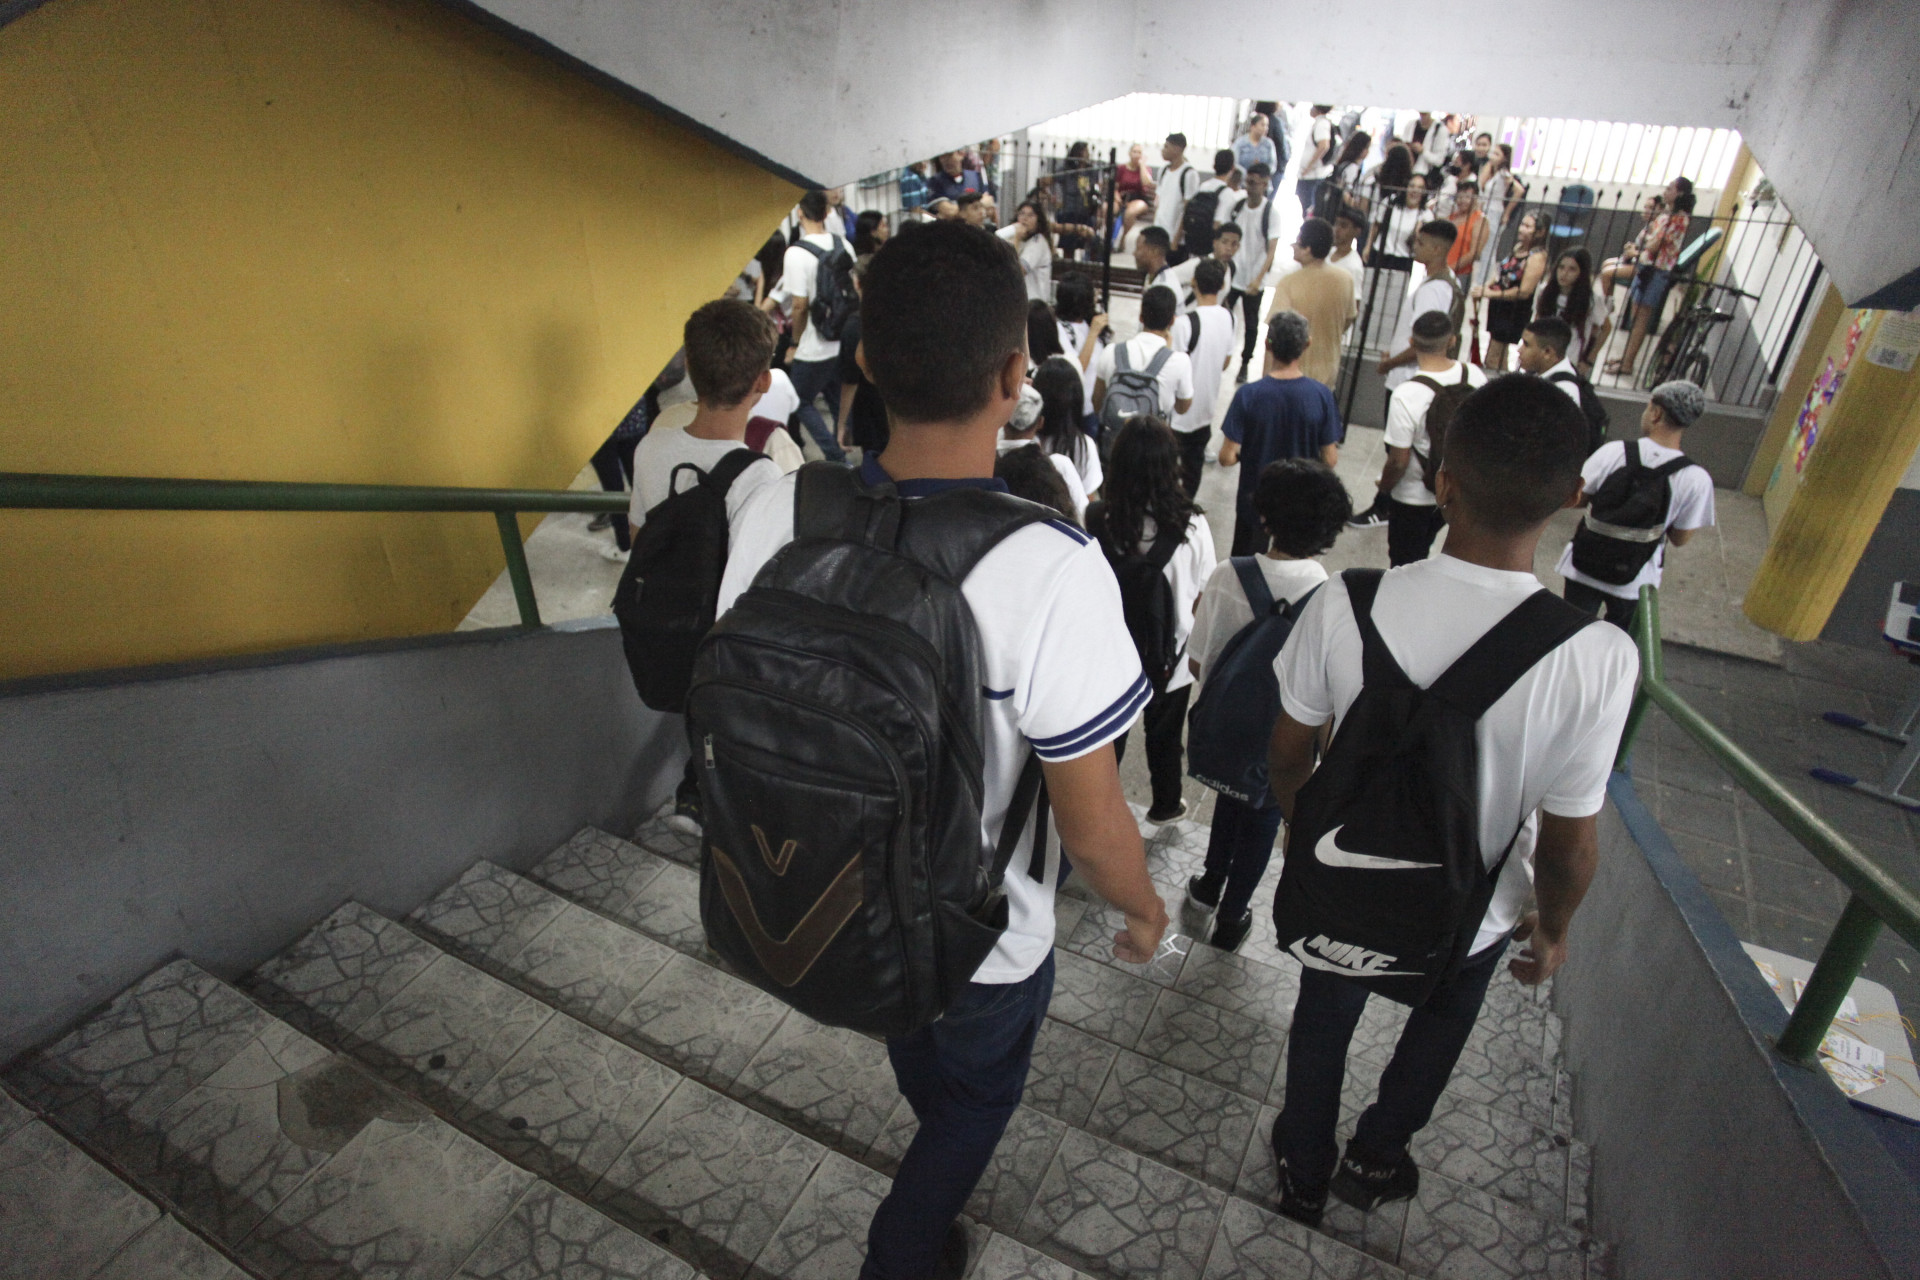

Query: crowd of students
left=601, top=119, right=1722, bottom=1272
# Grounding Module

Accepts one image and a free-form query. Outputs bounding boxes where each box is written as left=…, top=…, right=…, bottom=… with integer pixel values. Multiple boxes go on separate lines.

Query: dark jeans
left=1564, top=578, right=1640, bottom=630
left=1231, top=499, right=1266, bottom=557
left=787, top=357, right=847, bottom=464
left=861, top=954, right=1055, bottom=1279
left=589, top=432, right=639, bottom=550
left=1175, top=427, right=1209, bottom=500
left=1386, top=499, right=1444, bottom=567
left=1239, top=288, right=1265, bottom=367
left=1114, top=681, right=1192, bottom=814
left=1275, top=938, right=1508, bottom=1188
left=1296, top=178, right=1322, bottom=219
left=1201, top=792, right=1284, bottom=919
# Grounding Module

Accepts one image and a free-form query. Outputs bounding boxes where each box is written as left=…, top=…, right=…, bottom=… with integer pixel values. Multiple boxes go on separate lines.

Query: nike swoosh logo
left=1313, top=825, right=1441, bottom=871
left=1289, top=937, right=1421, bottom=977
left=710, top=844, right=862, bottom=988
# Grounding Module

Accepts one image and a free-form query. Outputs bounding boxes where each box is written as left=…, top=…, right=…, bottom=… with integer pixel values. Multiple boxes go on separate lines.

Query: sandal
left=1603, top=360, right=1626, bottom=376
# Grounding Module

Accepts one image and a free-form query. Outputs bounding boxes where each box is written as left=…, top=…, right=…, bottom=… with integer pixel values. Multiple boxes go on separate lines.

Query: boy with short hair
left=1269, top=217, right=1357, bottom=390
left=1556, top=378, right=1714, bottom=629
left=1153, top=132, right=1198, bottom=248
left=1169, top=258, right=1238, bottom=497
left=1516, top=315, right=1580, bottom=400
left=1132, top=225, right=1178, bottom=294
left=1184, top=458, right=1351, bottom=951
left=1092, top=285, right=1196, bottom=422
left=629, top=299, right=787, bottom=832
left=1219, top=310, right=1343, bottom=555
left=1267, top=375, right=1638, bottom=1225
left=1328, top=206, right=1367, bottom=291
left=1370, top=310, right=1488, bottom=565
left=1376, top=220, right=1463, bottom=391
left=775, top=189, right=851, bottom=463
left=716, top=224, right=1169, bottom=1280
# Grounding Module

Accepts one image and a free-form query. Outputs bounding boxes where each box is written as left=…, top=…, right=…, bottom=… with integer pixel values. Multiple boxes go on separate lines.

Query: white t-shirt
left=1302, top=116, right=1335, bottom=180
left=1189, top=556, right=1330, bottom=689
left=997, top=436, right=1089, bottom=523
left=1232, top=196, right=1278, bottom=285
left=1556, top=439, right=1716, bottom=598
left=1120, top=514, right=1217, bottom=693
left=1542, top=359, right=1584, bottom=405
left=1384, top=275, right=1462, bottom=390
left=1048, top=429, right=1103, bottom=497
left=1276, top=556, right=1639, bottom=952
left=1154, top=161, right=1197, bottom=234
left=750, top=369, right=801, bottom=425
left=1056, top=320, right=1100, bottom=418
left=627, top=427, right=783, bottom=531
left=1383, top=360, right=1488, bottom=506
left=716, top=468, right=1148, bottom=983
left=1329, top=245, right=1366, bottom=291
left=1169, top=305, right=1237, bottom=435
left=779, top=232, right=845, bottom=364
left=998, top=225, right=1054, bottom=302
left=727, top=258, right=763, bottom=303
left=1534, top=286, right=1614, bottom=368
left=1168, top=256, right=1238, bottom=312
left=1092, top=333, right=1195, bottom=418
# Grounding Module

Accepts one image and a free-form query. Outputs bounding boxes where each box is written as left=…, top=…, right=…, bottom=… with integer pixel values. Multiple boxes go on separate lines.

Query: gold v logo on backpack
left=708, top=833, right=862, bottom=989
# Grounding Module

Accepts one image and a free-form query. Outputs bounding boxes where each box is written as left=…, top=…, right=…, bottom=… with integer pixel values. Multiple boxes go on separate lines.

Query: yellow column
left=1746, top=310, right=1920, bottom=639
left=1744, top=284, right=1845, bottom=496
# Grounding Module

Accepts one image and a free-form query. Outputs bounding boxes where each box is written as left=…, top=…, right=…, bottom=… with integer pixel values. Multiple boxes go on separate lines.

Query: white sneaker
left=600, top=544, right=630, bottom=563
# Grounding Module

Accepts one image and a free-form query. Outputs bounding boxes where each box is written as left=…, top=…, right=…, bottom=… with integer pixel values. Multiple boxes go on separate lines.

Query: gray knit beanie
left=1649, top=379, right=1705, bottom=428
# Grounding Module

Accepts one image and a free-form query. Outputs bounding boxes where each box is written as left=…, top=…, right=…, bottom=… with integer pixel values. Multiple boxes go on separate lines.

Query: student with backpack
left=1087, top=416, right=1217, bottom=823
left=1556, top=378, right=1714, bottom=629
left=1169, top=259, right=1238, bottom=498
left=1229, top=163, right=1282, bottom=384
left=1092, top=284, right=1194, bottom=444
left=1218, top=311, right=1343, bottom=555
left=1183, top=458, right=1351, bottom=951
left=1371, top=310, right=1487, bottom=565
left=1516, top=316, right=1610, bottom=454
left=706, top=223, right=1168, bottom=1280
left=613, top=300, right=785, bottom=834
left=1033, top=353, right=1103, bottom=498
left=1178, top=150, right=1235, bottom=263
left=775, top=189, right=856, bottom=463
left=1375, top=220, right=1465, bottom=391
left=1152, top=133, right=1199, bottom=261
left=1265, top=375, right=1638, bottom=1227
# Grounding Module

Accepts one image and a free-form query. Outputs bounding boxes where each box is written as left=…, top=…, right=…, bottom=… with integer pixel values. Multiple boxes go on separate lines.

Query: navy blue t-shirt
left=1220, top=375, right=1342, bottom=511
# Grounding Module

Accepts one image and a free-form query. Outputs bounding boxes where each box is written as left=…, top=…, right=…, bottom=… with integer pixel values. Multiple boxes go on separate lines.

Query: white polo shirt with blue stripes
left=716, top=461, right=1148, bottom=984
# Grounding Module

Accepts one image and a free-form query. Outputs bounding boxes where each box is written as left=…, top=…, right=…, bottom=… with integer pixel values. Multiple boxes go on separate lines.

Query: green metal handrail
left=0, top=471, right=629, bottom=628
left=1613, top=586, right=1920, bottom=1065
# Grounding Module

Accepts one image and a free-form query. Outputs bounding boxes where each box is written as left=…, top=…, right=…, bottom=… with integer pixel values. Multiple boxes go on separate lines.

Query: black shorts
left=1486, top=298, right=1530, bottom=343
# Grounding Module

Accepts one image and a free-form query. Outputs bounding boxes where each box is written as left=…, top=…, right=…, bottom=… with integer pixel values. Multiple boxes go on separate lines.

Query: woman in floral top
left=1606, top=177, right=1695, bottom=375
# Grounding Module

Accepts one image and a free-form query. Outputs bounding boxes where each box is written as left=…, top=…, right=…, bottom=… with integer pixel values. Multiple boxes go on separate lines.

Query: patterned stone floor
left=1, top=814, right=1611, bottom=1280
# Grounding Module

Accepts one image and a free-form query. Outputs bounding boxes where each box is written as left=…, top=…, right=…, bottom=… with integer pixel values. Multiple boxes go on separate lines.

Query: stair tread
left=93, top=1214, right=254, bottom=1280
left=0, top=1114, right=165, bottom=1279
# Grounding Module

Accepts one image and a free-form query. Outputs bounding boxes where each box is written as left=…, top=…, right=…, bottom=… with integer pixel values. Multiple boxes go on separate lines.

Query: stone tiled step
left=0, top=1085, right=252, bottom=1280
left=3, top=958, right=690, bottom=1280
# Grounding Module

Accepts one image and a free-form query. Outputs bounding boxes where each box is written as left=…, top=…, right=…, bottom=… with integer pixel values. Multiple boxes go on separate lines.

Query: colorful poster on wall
left=1787, top=311, right=1867, bottom=476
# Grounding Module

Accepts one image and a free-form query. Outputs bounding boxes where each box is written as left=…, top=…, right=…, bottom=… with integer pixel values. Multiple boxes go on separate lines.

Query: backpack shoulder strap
left=1282, top=581, right=1322, bottom=619
left=1342, top=568, right=1414, bottom=690
left=1620, top=438, right=1643, bottom=474
left=895, top=488, right=1057, bottom=586
left=703, top=447, right=766, bottom=497
left=1545, top=370, right=1576, bottom=384
left=1186, top=316, right=1202, bottom=354
left=1231, top=556, right=1273, bottom=616
left=1144, top=345, right=1174, bottom=377
left=1409, top=374, right=1444, bottom=394
left=1650, top=455, right=1696, bottom=478
left=794, top=458, right=901, bottom=548
left=1115, top=342, right=1133, bottom=373
left=1426, top=590, right=1596, bottom=718
left=1145, top=521, right=1185, bottom=571
left=795, top=238, right=828, bottom=261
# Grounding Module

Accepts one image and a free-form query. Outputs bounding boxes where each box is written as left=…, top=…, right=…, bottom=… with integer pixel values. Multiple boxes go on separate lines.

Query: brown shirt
left=1269, top=259, right=1358, bottom=388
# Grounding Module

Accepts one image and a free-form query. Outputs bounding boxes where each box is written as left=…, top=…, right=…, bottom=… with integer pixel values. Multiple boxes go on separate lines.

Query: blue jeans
left=787, top=357, right=847, bottom=463
left=1296, top=178, right=1322, bottom=219
left=1274, top=938, right=1508, bottom=1189
left=861, top=954, right=1055, bottom=1279
left=1201, top=793, right=1284, bottom=919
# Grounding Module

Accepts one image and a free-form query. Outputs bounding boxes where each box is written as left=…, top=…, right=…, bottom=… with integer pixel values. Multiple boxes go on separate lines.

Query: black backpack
left=1273, top=570, right=1595, bottom=1004
left=686, top=463, right=1055, bottom=1037
left=1087, top=501, right=1184, bottom=685
left=1547, top=370, right=1611, bottom=453
left=612, top=448, right=764, bottom=713
left=1569, top=441, right=1696, bottom=585
left=796, top=236, right=858, bottom=341
left=1409, top=364, right=1476, bottom=493
left=1186, top=559, right=1319, bottom=807
left=1180, top=186, right=1222, bottom=261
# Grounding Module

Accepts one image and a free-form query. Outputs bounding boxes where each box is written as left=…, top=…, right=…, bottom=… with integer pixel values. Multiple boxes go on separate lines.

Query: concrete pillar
left=1743, top=284, right=1845, bottom=496
left=1745, top=309, right=1920, bottom=639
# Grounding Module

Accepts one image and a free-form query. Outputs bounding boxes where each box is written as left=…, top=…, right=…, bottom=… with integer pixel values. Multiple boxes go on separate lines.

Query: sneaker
left=667, top=791, right=703, bottom=837
left=587, top=513, right=615, bottom=532
left=1329, top=1141, right=1420, bottom=1211
left=1235, top=363, right=1250, bottom=384
left=1346, top=509, right=1387, bottom=529
left=1185, top=874, right=1223, bottom=912
left=1209, top=911, right=1254, bottom=952
left=600, top=543, right=630, bottom=563
left=932, top=1220, right=969, bottom=1280
left=1145, top=799, right=1190, bottom=825
left=1275, top=1159, right=1327, bottom=1228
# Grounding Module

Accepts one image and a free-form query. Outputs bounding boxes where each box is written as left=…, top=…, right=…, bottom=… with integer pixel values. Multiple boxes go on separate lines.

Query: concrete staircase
left=1, top=812, right=1612, bottom=1279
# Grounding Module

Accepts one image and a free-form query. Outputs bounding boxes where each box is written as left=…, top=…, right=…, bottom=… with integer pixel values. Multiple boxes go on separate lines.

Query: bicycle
left=1641, top=276, right=1758, bottom=392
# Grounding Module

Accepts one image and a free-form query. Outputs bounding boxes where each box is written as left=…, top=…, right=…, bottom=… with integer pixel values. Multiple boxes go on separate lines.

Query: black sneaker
left=1235, top=363, right=1250, bottom=384
left=1185, top=874, right=1223, bottom=912
left=932, top=1220, right=969, bottom=1280
left=1329, top=1141, right=1420, bottom=1211
left=1275, top=1159, right=1327, bottom=1228
left=1209, top=911, right=1254, bottom=952
left=1346, top=508, right=1388, bottom=528
left=1145, top=799, right=1190, bottom=824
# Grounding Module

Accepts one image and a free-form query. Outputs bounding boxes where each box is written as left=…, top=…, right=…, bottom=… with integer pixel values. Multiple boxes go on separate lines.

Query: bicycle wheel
left=1644, top=318, right=1691, bottom=390
left=1681, top=348, right=1710, bottom=390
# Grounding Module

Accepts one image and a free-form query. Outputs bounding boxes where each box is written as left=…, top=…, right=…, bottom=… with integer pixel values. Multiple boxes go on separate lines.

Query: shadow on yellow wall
left=0, top=0, right=797, bottom=680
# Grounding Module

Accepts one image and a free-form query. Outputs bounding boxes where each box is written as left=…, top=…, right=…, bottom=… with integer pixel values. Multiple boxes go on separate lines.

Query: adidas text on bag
left=687, top=463, right=1055, bottom=1036
left=612, top=448, right=765, bottom=714
left=1569, top=441, right=1696, bottom=586
left=1273, top=570, right=1595, bottom=1004
left=1187, top=559, right=1318, bottom=807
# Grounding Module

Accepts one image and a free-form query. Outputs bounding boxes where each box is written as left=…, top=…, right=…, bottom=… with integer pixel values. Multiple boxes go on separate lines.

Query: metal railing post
left=493, top=510, right=541, bottom=627
left=1614, top=585, right=1660, bottom=770
left=1777, top=895, right=1884, bottom=1064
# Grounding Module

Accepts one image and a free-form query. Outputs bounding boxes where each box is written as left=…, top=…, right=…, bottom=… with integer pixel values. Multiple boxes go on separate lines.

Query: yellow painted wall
left=0, top=0, right=796, bottom=680
left=1743, top=284, right=1844, bottom=497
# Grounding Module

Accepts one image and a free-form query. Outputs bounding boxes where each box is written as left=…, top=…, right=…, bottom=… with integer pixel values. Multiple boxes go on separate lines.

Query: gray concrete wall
left=0, top=618, right=683, bottom=1062
left=1822, top=485, right=1920, bottom=652
left=1557, top=778, right=1920, bottom=1280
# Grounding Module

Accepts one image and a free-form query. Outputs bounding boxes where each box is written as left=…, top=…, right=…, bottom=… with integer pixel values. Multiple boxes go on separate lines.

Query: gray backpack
left=1101, top=342, right=1173, bottom=435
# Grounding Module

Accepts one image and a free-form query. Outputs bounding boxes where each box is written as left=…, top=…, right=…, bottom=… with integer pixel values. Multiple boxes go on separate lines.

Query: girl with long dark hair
left=852, top=209, right=889, bottom=256
left=1535, top=247, right=1612, bottom=374
left=1033, top=355, right=1101, bottom=496
left=998, top=378, right=1089, bottom=521
left=1087, top=416, right=1216, bottom=823
left=1473, top=209, right=1548, bottom=371
left=998, top=200, right=1055, bottom=301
